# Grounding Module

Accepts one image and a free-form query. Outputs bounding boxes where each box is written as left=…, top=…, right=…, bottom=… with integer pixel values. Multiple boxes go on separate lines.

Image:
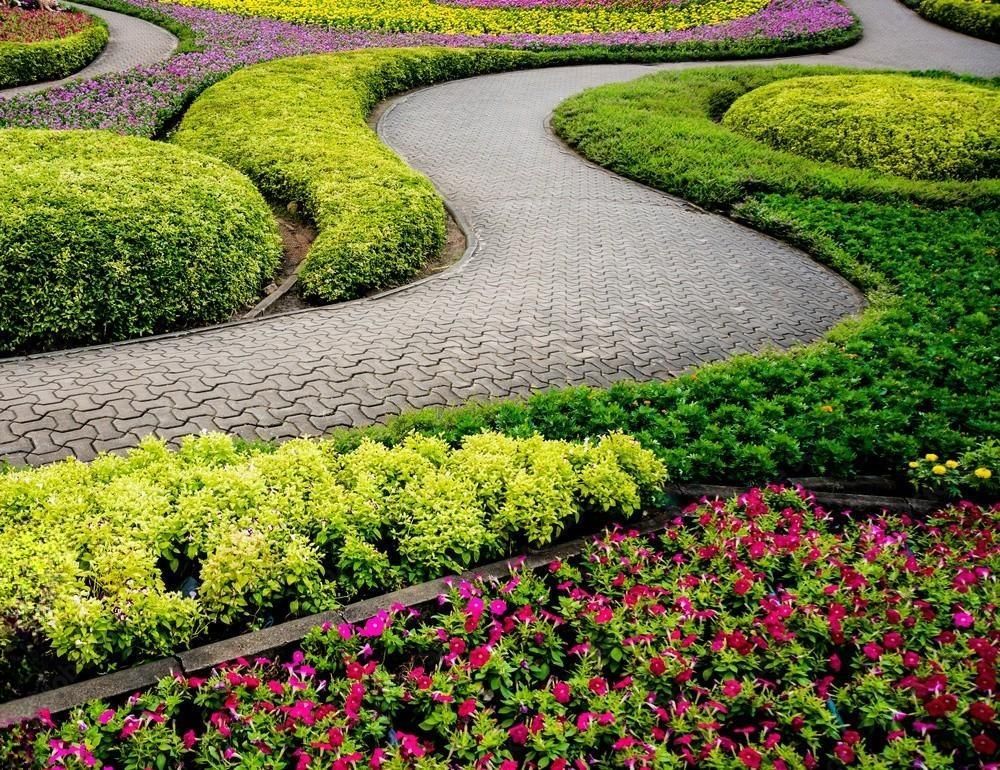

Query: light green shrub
left=903, top=0, right=1000, bottom=42
left=0, top=431, right=664, bottom=691
left=722, top=74, right=1000, bottom=181
left=0, top=129, right=281, bottom=355
left=172, top=48, right=534, bottom=303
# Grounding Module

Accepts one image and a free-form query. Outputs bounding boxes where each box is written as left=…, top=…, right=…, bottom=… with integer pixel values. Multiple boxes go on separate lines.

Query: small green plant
left=908, top=440, right=999, bottom=498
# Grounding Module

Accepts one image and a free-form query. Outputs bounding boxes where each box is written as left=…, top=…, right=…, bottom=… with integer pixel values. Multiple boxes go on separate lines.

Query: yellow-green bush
left=0, top=430, right=664, bottom=694
left=173, top=48, right=537, bottom=303
left=903, top=0, right=1000, bottom=42
left=0, top=129, right=281, bottom=355
left=721, top=74, right=1000, bottom=181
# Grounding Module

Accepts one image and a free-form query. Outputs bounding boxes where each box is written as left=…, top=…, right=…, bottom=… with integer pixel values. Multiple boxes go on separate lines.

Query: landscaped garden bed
left=0, top=4, right=107, bottom=87
left=1, top=486, right=996, bottom=767
left=0, top=430, right=665, bottom=699
left=899, top=0, right=999, bottom=42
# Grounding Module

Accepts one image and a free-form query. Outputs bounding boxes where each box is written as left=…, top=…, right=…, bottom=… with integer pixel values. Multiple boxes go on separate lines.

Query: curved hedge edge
left=172, top=18, right=860, bottom=306
left=0, top=13, right=108, bottom=89
left=900, top=0, right=1000, bottom=42
left=73, top=0, right=198, bottom=52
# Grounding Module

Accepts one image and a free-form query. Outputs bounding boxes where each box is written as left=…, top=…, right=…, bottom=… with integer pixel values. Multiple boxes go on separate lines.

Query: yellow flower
left=820, top=405, right=834, bottom=413
left=945, top=460, right=959, bottom=469
left=932, top=464, right=948, bottom=475
left=975, top=467, right=992, bottom=480
left=908, top=461, right=919, bottom=469
left=925, top=453, right=939, bottom=462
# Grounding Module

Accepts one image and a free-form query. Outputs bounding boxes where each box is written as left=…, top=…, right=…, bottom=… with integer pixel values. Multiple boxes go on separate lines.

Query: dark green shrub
left=0, top=14, right=107, bottom=88
left=722, top=73, right=1000, bottom=181
left=0, top=129, right=281, bottom=354
left=903, top=0, right=1000, bottom=42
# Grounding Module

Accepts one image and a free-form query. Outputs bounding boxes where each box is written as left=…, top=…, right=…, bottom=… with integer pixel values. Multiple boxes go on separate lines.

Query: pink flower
left=649, top=657, right=666, bottom=677
left=182, top=730, right=198, bottom=750
left=576, top=712, right=594, bottom=731
left=489, top=599, right=508, bottom=615
left=458, top=698, right=477, bottom=718
left=722, top=679, right=742, bottom=698
left=552, top=681, right=572, bottom=704
left=954, top=610, right=975, bottom=628
left=588, top=676, right=608, bottom=696
left=738, top=747, right=762, bottom=769
left=593, top=607, right=614, bottom=624
left=98, top=709, right=115, bottom=726
left=508, top=723, right=529, bottom=745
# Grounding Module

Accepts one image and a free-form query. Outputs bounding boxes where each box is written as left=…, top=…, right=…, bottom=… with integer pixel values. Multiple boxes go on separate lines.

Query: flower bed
left=0, top=7, right=107, bottom=87
left=0, top=128, right=281, bottom=354
left=2, top=487, right=997, bottom=767
left=0, top=0, right=857, bottom=137
left=0, top=431, right=663, bottom=699
left=0, top=7, right=94, bottom=43
left=721, top=73, right=1000, bottom=181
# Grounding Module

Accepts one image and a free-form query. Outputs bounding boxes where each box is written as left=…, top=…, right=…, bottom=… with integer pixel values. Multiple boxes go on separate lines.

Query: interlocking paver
left=0, top=0, right=997, bottom=465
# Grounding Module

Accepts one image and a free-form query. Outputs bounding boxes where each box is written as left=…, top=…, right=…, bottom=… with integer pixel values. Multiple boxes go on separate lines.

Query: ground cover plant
left=0, top=430, right=664, bottom=698
left=0, top=128, right=281, bottom=354
left=721, top=73, right=1000, bottom=181
left=0, top=0, right=857, bottom=136
left=900, top=0, right=1000, bottom=42
left=2, top=486, right=997, bottom=768
left=0, top=6, right=107, bottom=87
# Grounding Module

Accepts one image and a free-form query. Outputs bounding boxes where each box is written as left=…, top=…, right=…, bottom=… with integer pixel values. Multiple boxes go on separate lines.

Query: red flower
left=469, top=647, right=491, bottom=669
left=833, top=742, right=855, bottom=764
left=508, top=723, right=529, bottom=745
left=593, top=607, right=614, bottom=624
left=458, top=699, right=477, bottom=718
left=588, top=676, right=608, bottom=696
left=649, top=657, right=667, bottom=677
left=738, top=747, right=762, bottom=769
left=722, top=679, right=742, bottom=698
left=734, top=578, right=753, bottom=596
left=883, top=632, right=903, bottom=650
left=842, top=730, right=860, bottom=746
left=973, top=734, right=997, bottom=755
left=970, top=701, right=996, bottom=723
left=925, top=693, right=958, bottom=717
left=448, top=637, right=466, bottom=656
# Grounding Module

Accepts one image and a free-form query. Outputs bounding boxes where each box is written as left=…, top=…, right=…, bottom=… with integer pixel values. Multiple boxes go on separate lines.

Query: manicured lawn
left=2, top=487, right=997, bottom=767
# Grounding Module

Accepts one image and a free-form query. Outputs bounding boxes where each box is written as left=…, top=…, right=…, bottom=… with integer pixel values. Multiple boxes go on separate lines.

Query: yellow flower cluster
left=166, top=0, right=770, bottom=34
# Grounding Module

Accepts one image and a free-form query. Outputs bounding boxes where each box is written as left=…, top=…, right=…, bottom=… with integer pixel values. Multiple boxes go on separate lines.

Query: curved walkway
left=0, top=2, right=176, bottom=99
left=1, top=0, right=998, bottom=465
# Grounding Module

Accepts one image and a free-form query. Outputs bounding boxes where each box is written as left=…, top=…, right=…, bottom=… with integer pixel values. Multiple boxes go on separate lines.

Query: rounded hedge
left=904, top=0, right=1000, bottom=42
left=0, top=129, right=281, bottom=355
left=0, top=12, right=108, bottom=89
left=722, top=73, right=1000, bottom=181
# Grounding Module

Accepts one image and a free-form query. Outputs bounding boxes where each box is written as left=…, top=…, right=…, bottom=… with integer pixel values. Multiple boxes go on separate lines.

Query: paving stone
left=0, top=2, right=995, bottom=465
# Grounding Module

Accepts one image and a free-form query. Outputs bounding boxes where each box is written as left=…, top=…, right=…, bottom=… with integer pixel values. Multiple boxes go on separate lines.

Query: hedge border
left=900, top=0, right=1000, bottom=42
left=0, top=11, right=108, bottom=88
left=0, top=485, right=939, bottom=725
left=73, top=0, right=199, bottom=52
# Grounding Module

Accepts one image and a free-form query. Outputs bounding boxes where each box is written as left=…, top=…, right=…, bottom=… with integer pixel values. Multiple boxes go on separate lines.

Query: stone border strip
left=0, top=485, right=947, bottom=725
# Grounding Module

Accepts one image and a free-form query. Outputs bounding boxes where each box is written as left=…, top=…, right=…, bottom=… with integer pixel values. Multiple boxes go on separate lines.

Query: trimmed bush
left=0, top=11, right=107, bottom=88
left=903, top=0, right=1000, bottom=42
left=0, top=129, right=281, bottom=355
left=0, top=430, right=663, bottom=696
left=721, top=74, right=1000, bottom=181
left=173, top=48, right=537, bottom=303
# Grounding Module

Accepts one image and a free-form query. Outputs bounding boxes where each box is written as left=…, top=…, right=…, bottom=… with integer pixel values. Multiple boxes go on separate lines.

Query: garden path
left=0, top=3, right=176, bottom=99
left=0, top=0, right=997, bottom=464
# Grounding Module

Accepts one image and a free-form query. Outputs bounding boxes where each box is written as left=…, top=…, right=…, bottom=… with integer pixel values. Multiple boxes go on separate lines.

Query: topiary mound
left=0, top=129, right=282, bottom=355
left=0, top=8, right=108, bottom=88
left=721, top=73, right=1000, bottom=181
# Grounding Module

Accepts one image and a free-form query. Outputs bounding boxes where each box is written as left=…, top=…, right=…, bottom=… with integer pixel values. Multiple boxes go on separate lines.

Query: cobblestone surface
left=0, top=0, right=997, bottom=465
left=0, top=2, right=177, bottom=99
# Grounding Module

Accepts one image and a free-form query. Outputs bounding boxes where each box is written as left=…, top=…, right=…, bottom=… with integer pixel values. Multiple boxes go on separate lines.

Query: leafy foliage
left=0, top=10, right=107, bottom=88
left=901, top=0, right=1000, bottom=42
left=3, top=488, right=997, bottom=768
left=722, top=73, right=1000, bottom=181
left=0, top=128, right=281, bottom=354
left=0, top=431, right=663, bottom=695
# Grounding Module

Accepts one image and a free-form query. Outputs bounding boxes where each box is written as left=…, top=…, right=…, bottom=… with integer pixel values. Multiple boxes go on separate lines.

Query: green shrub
left=75, top=0, right=201, bottom=53
left=0, top=430, right=664, bottom=695
left=903, top=0, right=1000, bottom=42
left=0, top=13, right=107, bottom=88
left=173, top=48, right=538, bottom=303
left=721, top=74, right=1000, bottom=181
left=0, top=129, right=281, bottom=355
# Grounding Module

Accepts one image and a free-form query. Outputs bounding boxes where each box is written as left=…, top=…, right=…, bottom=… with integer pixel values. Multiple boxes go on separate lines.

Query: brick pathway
left=1, top=0, right=997, bottom=465
left=0, top=3, right=176, bottom=99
